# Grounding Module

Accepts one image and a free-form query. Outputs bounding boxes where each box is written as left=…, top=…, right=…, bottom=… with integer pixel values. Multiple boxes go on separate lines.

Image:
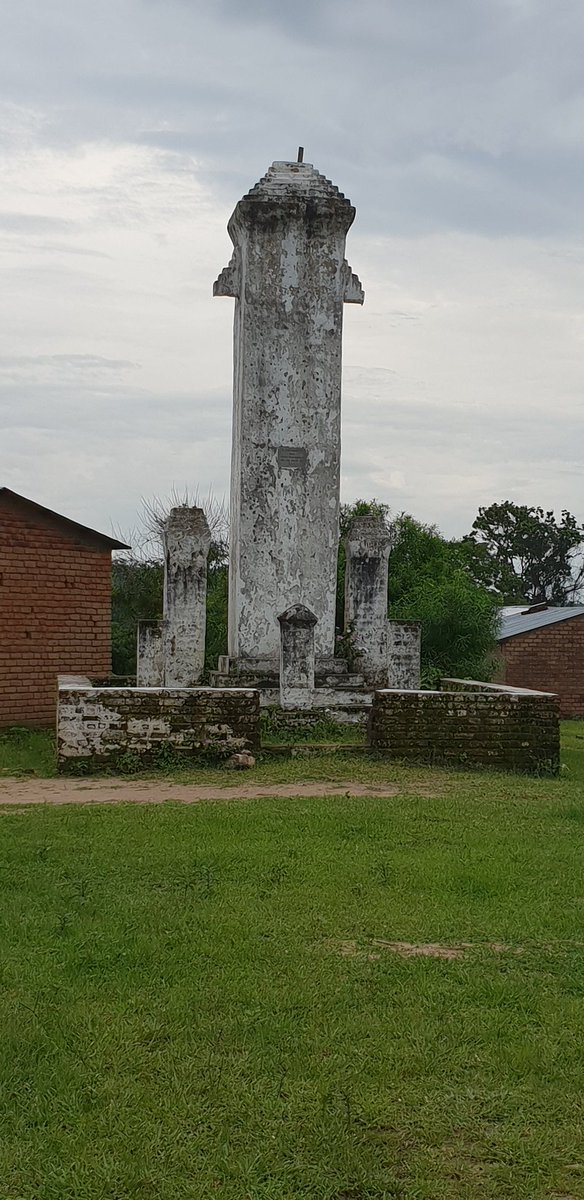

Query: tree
left=111, top=557, right=163, bottom=675
left=463, top=502, right=584, bottom=605
left=112, top=549, right=229, bottom=677
left=112, top=496, right=499, bottom=685
left=388, top=515, right=499, bottom=685
left=111, top=491, right=229, bottom=676
left=337, top=503, right=499, bottom=685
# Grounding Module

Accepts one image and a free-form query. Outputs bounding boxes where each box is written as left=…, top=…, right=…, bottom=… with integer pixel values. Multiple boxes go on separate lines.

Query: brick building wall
left=499, top=615, right=584, bottom=719
left=0, top=496, right=117, bottom=728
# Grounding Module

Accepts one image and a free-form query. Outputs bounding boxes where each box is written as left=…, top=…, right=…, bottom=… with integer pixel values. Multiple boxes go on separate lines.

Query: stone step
left=317, top=673, right=366, bottom=688
left=210, top=670, right=366, bottom=690
left=320, top=658, right=350, bottom=675
left=258, top=689, right=372, bottom=709
left=220, top=657, right=351, bottom=678
left=209, top=672, right=277, bottom=690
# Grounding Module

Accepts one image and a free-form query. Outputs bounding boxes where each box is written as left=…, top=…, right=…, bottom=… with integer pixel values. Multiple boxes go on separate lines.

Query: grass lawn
left=1, top=728, right=584, bottom=1197
left=2, top=720, right=584, bottom=782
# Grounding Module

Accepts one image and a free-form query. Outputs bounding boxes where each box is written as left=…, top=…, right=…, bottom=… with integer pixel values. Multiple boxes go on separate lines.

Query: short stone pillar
left=344, top=515, right=392, bottom=686
left=278, top=605, right=317, bottom=709
left=161, top=506, right=212, bottom=688
left=387, top=620, right=422, bottom=689
left=136, top=620, right=165, bottom=687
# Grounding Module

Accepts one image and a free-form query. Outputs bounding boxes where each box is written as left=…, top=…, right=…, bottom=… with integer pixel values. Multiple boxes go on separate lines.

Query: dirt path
left=0, top=777, right=405, bottom=807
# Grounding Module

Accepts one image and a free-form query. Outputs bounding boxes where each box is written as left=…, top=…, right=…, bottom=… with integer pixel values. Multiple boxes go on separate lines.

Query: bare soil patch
left=373, top=940, right=467, bottom=960
left=323, top=938, right=525, bottom=961
left=0, top=777, right=409, bottom=807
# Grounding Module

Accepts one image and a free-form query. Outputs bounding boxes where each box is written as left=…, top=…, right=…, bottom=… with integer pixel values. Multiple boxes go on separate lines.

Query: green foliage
left=204, top=564, right=228, bottom=673
left=260, top=710, right=362, bottom=745
left=111, top=558, right=163, bottom=675
left=463, top=500, right=584, bottom=604
left=339, top=497, right=391, bottom=540
left=388, top=516, right=499, bottom=685
left=1, top=726, right=583, bottom=782
left=0, top=727, right=56, bottom=778
left=111, top=548, right=228, bottom=677
left=111, top=499, right=499, bottom=684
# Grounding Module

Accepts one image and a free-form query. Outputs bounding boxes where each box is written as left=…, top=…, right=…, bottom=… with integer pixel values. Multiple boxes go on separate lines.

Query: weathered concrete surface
left=136, top=620, right=165, bottom=687
left=387, top=620, right=422, bottom=690
left=251, top=687, right=372, bottom=710
left=57, top=685, right=259, bottom=769
left=161, top=506, right=211, bottom=687
left=344, top=515, right=391, bottom=687
left=278, top=604, right=317, bottom=709
left=215, top=159, right=364, bottom=664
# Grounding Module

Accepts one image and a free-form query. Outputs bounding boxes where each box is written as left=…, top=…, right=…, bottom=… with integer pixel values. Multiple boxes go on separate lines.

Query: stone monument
left=137, top=505, right=211, bottom=688
left=214, top=155, right=364, bottom=668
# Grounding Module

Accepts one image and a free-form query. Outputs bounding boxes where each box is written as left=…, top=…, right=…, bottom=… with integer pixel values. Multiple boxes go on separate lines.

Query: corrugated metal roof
left=498, top=606, right=584, bottom=641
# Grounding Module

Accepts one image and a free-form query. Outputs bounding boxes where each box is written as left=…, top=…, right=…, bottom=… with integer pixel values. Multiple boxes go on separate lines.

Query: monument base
left=209, top=655, right=373, bottom=712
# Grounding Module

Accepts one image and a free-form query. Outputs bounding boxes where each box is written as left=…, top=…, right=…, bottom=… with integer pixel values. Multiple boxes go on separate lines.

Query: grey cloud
left=214, top=0, right=329, bottom=37
left=3, top=0, right=584, bottom=237
left=1, top=0, right=583, bottom=539
left=0, top=212, right=78, bottom=234
left=0, top=354, right=139, bottom=373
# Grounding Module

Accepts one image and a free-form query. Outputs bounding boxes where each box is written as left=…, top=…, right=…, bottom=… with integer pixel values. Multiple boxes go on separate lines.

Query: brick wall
left=499, top=616, right=584, bottom=719
left=368, top=682, right=560, bottom=775
left=58, top=686, right=260, bottom=770
left=0, top=504, right=113, bottom=727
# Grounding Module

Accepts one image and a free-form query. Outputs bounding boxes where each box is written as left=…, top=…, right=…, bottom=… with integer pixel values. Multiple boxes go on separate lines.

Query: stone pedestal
left=162, top=506, right=212, bottom=688
left=344, top=514, right=391, bottom=687
left=278, top=605, right=318, bottom=709
left=215, top=159, right=363, bottom=664
left=387, top=621, right=422, bottom=689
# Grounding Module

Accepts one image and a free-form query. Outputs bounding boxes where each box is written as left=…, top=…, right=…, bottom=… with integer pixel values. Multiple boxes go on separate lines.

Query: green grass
left=2, top=720, right=584, bottom=781
left=260, top=712, right=363, bottom=745
left=0, top=725, right=57, bottom=778
left=558, top=719, right=584, bottom=781
left=2, top=760, right=584, bottom=1196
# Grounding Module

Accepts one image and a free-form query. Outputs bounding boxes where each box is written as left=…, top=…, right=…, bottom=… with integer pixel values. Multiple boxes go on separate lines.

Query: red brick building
left=0, top=489, right=127, bottom=728
left=497, top=605, right=584, bottom=719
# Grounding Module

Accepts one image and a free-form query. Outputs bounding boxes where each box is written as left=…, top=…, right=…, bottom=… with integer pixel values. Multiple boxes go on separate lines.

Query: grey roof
left=498, top=605, right=584, bottom=641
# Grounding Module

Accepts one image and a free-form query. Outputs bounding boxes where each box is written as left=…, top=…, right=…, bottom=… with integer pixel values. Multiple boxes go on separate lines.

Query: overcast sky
left=1, top=0, right=583, bottom=542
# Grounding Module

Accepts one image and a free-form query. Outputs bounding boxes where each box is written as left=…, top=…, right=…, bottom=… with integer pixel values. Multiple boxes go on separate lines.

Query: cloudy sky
left=1, top=0, right=583, bottom=542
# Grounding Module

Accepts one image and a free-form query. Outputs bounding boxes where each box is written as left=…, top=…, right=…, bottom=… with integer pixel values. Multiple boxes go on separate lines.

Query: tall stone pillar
left=387, top=621, right=422, bottom=690
left=344, top=515, right=391, bottom=687
left=278, top=605, right=317, bottom=709
left=161, top=506, right=211, bottom=688
left=136, top=620, right=165, bottom=687
left=215, top=158, right=364, bottom=666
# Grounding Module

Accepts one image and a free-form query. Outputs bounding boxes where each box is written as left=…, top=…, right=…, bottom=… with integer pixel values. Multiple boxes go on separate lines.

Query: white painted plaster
left=387, top=621, right=422, bottom=689
left=344, top=515, right=392, bottom=687
left=161, top=506, right=211, bottom=688
left=215, top=160, right=364, bottom=663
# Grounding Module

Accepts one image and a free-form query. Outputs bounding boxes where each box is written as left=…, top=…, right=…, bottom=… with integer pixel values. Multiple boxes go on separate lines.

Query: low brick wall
left=368, top=681, right=560, bottom=775
left=58, top=686, right=260, bottom=771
